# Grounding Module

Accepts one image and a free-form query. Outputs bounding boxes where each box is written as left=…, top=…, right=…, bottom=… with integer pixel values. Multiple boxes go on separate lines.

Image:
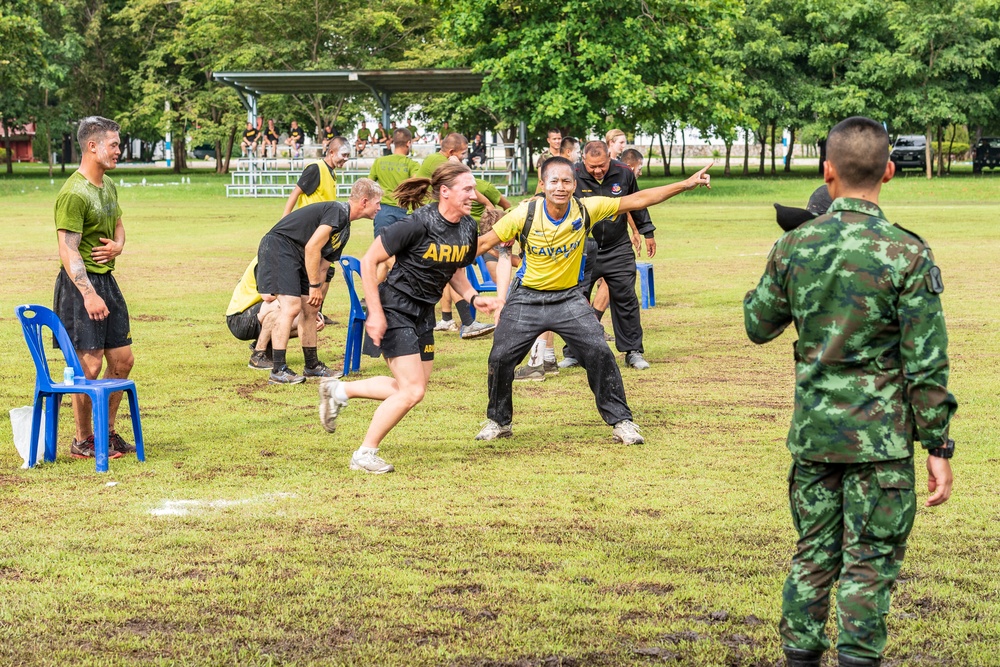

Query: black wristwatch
left=309, top=282, right=322, bottom=289
left=929, top=439, right=955, bottom=459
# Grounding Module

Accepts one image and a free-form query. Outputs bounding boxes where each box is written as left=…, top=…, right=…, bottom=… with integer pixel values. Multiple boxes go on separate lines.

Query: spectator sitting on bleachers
left=240, top=122, right=260, bottom=157
left=321, top=125, right=338, bottom=152
left=355, top=121, right=370, bottom=156
left=261, top=119, right=279, bottom=158
left=468, top=132, right=487, bottom=168
left=285, top=120, right=305, bottom=158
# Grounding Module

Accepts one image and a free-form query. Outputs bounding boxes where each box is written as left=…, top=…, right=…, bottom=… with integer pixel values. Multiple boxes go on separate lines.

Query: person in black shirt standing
left=563, top=140, right=656, bottom=370
left=317, top=162, right=502, bottom=474
left=257, top=179, right=382, bottom=384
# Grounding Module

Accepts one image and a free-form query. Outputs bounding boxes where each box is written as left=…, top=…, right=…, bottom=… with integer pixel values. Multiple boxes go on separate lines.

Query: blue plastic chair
left=636, top=262, right=655, bottom=308
left=466, top=255, right=498, bottom=320
left=15, top=304, right=145, bottom=472
left=339, top=256, right=367, bottom=376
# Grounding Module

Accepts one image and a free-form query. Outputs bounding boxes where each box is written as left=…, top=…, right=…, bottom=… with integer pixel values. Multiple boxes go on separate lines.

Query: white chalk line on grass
left=149, top=492, right=296, bottom=517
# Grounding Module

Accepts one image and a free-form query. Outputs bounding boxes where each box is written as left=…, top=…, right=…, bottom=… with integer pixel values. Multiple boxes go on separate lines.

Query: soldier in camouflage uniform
left=743, top=117, right=958, bottom=667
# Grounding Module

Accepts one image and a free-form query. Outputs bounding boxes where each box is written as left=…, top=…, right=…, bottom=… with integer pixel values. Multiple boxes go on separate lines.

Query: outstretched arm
left=617, top=164, right=711, bottom=214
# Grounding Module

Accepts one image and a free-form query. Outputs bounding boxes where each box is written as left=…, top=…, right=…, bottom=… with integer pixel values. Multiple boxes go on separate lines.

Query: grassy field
left=1, top=166, right=998, bottom=666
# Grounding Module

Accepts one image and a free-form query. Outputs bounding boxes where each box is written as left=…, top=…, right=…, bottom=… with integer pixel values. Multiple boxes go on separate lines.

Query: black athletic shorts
left=377, top=283, right=435, bottom=361
left=53, top=268, right=132, bottom=351
left=226, top=302, right=262, bottom=341
left=257, top=233, right=308, bottom=296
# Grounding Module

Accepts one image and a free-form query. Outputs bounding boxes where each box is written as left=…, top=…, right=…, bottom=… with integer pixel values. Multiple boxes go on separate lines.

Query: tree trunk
left=680, top=127, right=686, bottom=175
left=724, top=140, right=732, bottom=176
left=222, top=127, right=237, bottom=174
left=946, top=125, right=956, bottom=174
left=658, top=133, right=667, bottom=177
left=925, top=126, right=933, bottom=179
left=3, top=116, right=12, bottom=175
left=784, top=127, right=795, bottom=172
left=666, top=124, right=674, bottom=176
left=646, top=136, right=654, bottom=170
left=936, top=125, right=944, bottom=177
left=770, top=125, right=777, bottom=175
left=743, top=130, right=749, bottom=175
left=214, top=139, right=224, bottom=174
left=757, top=126, right=766, bottom=174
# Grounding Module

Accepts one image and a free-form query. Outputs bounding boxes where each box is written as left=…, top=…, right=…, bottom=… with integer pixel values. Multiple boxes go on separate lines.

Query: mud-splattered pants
left=782, top=457, right=916, bottom=659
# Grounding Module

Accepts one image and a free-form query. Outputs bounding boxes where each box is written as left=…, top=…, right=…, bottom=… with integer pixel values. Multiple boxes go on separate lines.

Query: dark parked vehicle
left=890, top=135, right=927, bottom=171
left=973, top=137, right=1000, bottom=174
left=192, top=144, right=217, bottom=160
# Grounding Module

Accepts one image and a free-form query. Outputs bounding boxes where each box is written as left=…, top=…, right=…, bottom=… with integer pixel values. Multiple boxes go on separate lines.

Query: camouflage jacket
left=744, top=197, right=957, bottom=463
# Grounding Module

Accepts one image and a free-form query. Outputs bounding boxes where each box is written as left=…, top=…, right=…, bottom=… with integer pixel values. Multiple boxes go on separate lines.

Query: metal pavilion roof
left=212, top=69, right=485, bottom=98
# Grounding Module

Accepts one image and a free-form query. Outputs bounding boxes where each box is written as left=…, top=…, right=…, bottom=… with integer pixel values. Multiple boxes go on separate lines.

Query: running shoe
left=268, top=366, right=306, bottom=384
left=318, top=378, right=349, bottom=433
left=513, top=364, right=546, bottom=382
left=303, top=362, right=341, bottom=378
left=474, top=420, right=513, bottom=441
left=604, top=330, right=616, bottom=342
left=625, top=351, right=651, bottom=370
left=70, top=435, right=123, bottom=460
left=434, top=319, right=459, bottom=332
left=558, top=356, right=580, bottom=369
left=248, top=351, right=272, bottom=370
left=460, top=321, right=496, bottom=339
left=109, top=431, right=137, bottom=455
left=349, top=449, right=394, bottom=474
left=612, top=420, right=645, bottom=445
left=542, top=359, right=560, bottom=376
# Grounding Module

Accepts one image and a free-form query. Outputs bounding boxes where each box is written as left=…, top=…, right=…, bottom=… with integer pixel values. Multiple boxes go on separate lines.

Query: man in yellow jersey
left=226, top=257, right=326, bottom=370
left=473, top=156, right=711, bottom=443
left=282, top=136, right=350, bottom=216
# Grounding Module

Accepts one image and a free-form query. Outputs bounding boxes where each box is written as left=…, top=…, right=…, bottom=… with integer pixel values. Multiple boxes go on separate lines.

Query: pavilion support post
left=518, top=120, right=528, bottom=195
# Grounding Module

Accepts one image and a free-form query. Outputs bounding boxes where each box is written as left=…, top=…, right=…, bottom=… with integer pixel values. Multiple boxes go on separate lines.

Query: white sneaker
left=434, top=319, right=459, bottom=332
left=612, top=420, right=644, bottom=445
left=349, top=448, right=394, bottom=474
left=475, top=420, right=512, bottom=441
left=460, top=321, right=496, bottom=339
left=318, top=378, right=349, bottom=433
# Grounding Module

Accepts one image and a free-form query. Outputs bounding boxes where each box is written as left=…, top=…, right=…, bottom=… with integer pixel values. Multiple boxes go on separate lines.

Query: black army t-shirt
left=381, top=204, right=478, bottom=305
left=244, top=128, right=259, bottom=142
left=267, top=200, right=351, bottom=262
left=289, top=126, right=305, bottom=144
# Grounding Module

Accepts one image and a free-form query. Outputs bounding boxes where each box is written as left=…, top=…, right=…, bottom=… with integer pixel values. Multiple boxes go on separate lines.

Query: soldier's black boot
left=838, top=653, right=881, bottom=667
left=783, top=647, right=823, bottom=667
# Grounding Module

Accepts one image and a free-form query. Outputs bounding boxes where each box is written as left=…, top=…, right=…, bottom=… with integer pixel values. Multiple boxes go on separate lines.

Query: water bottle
left=63, top=367, right=74, bottom=386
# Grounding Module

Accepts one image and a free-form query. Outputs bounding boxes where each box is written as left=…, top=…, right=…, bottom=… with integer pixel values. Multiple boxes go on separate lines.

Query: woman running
left=318, top=161, right=501, bottom=474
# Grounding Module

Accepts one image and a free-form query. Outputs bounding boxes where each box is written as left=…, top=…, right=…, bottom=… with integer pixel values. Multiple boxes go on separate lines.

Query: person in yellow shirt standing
left=473, top=157, right=711, bottom=444
left=282, top=137, right=351, bottom=216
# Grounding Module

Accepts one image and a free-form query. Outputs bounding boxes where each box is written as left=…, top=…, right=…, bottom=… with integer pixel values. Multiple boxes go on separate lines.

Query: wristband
left=469, top=294, right=478, bottom=308
left=309, top=282, right=322, bottom=289
left=928, top=438, right=955, bottom=459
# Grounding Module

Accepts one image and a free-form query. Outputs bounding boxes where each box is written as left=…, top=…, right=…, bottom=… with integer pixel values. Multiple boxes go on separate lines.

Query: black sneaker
left=303, top=362, right=341, bottom=378
left=109, top=431, right=137, bottom=455
left=321, top=313, right=337, bottom=326
left=71, top=435, right=123, bottom=460
left=268, top=365, right=306, bottom=384
left=248, top=350, right=272, bottom=370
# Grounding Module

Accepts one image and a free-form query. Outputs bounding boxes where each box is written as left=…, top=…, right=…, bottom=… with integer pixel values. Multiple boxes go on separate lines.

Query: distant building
left=0, top=123, right=36, bottom=162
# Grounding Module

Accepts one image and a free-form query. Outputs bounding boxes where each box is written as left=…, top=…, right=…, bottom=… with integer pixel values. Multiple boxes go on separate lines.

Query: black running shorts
left=226, top=302, right=263, bottom=341
left=53, top=268, right=132, bottom=351
left=377, top=283, right=435, bottom=361
left=257, top=233, right=308, bottom=296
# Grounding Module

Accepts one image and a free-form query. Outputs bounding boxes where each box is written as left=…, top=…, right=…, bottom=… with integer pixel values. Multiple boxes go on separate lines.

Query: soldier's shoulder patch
left=893, top=223, right=927, bottom=246
left=926, top=265, right=944, bottom=294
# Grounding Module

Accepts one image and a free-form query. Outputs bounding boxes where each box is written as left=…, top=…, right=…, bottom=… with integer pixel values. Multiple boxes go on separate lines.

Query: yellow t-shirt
left=492, top=196, right=619, bottom=291
left=226, top=257, right=263, bottom=316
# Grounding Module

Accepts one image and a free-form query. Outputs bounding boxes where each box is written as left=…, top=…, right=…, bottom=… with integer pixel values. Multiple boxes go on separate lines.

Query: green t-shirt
left=416, top=152, right=448, bottom=179
left=54, top=170, right=122, bottom=274
left=357, top=128, right=371, bottom=141
left=470, top=178, right=502, bottom=223
left=369, top=153, right=420, bottom=207
left=406, top=125, right=418, bottom=140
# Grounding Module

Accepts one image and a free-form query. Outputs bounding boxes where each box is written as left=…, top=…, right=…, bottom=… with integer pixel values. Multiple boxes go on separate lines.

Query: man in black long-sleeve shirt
left=564, top=140, right=654, bottom=370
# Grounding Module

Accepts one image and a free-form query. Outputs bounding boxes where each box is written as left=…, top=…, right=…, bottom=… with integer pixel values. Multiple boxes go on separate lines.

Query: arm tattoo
left=62, top=232, right=94, bottom=295
left=498, top=245, right=511, bottom=259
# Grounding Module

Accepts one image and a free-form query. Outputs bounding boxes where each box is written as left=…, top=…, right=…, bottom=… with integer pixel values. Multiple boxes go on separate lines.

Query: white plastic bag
left=9, top=406, right=45, bottom=469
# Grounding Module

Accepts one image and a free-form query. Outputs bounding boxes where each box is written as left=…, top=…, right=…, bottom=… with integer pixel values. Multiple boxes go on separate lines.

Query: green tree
left=0, top=0, right=47, bottom=173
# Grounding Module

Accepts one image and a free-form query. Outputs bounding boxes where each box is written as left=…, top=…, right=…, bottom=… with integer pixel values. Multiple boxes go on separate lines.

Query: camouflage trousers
left=781, top=457, right=916, bottom=659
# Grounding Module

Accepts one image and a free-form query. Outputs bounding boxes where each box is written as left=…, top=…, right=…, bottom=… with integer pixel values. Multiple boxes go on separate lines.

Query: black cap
left=806, top=184, right=833, bottom=216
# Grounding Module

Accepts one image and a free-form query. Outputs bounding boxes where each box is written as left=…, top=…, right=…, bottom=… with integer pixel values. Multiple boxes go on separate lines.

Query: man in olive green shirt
left=53, top=116, right=136, bottom=461
left=369, top=128, right=419, bottom=237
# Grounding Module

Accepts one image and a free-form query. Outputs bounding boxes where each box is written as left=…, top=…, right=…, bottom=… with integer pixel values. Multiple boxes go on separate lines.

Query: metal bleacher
left=225, top=141, right=522, bottom=198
